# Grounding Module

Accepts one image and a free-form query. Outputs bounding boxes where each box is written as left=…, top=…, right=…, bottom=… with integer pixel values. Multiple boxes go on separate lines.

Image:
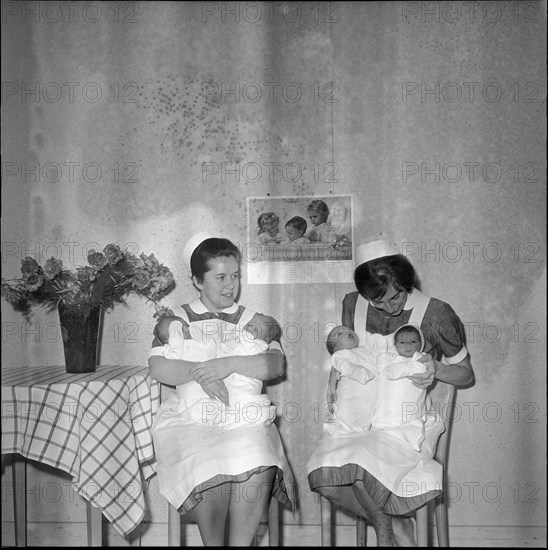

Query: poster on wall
left=246, top=195, right=354, bottom=284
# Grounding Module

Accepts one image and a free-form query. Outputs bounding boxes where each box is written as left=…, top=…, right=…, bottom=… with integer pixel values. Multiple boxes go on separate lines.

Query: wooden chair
left=320, top=381, right=457, bottom=547
left=167, top=498, right=280, bottom=546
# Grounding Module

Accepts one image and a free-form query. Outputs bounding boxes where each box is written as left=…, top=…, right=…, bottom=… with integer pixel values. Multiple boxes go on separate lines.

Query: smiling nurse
left=149, top=233, right=296, bottom=546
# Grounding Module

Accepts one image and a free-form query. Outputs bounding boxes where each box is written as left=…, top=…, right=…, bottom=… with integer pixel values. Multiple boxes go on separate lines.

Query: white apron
left=151, top=304, right=296, bottom=513
left=307, top=291, right=446, bottom=502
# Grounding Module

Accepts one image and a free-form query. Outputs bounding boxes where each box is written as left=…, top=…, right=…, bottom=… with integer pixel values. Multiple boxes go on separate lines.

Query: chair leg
left=320, top=496, right=333, bottom=546
left=252, top=499, right=279, bottom=546
left=415, top=503, right=429, bottom=547
left=268, top=498, right=280, bottom=546
left=168, top=504, right=181, bottom=546
left=356, top=516, right=367, bottom=546
left=435, top=496, right=449, bottom=547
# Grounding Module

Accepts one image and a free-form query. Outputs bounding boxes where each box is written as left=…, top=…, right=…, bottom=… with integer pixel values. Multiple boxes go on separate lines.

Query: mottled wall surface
left=2, top=0, right=546, bottom=535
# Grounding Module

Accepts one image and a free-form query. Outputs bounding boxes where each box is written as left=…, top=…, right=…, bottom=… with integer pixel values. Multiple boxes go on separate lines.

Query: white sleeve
left=148, top=345, right=167, bottom=359
left=218, top=338, right=269, bottom=357
left=362, top=331, right=392, bottom=353
left=332, top=350, right=376, bottom=384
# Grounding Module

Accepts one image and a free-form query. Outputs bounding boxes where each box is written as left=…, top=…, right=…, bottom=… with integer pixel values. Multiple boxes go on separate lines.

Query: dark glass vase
left=58, top=305, right=103, bottom=373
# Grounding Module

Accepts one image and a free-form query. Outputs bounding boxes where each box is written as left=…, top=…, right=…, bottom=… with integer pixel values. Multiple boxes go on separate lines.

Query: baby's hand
left=326, top=367, right=340, bottom=413
left=326, top=388, right=337, bottom=413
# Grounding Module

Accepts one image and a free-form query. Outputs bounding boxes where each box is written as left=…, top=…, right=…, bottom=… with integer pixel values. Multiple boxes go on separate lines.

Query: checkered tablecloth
left=1, top=364, right=161, bottom=537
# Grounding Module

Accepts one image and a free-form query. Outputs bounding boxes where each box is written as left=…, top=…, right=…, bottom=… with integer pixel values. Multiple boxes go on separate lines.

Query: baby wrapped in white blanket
left=326, top=323, right=435, bottom=450
left=148, top=315, right=276, bottom=429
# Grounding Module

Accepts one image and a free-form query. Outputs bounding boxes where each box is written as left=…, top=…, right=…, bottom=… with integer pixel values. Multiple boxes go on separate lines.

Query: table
left=1, top=364, right=160, bottom=545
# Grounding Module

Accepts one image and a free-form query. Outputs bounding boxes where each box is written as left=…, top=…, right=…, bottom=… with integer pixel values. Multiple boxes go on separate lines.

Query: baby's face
left=395, top=332, right=421, bottom=357
left=329, top=326, right=359, bottom=352
left=285, top=225, right=303, bottom=241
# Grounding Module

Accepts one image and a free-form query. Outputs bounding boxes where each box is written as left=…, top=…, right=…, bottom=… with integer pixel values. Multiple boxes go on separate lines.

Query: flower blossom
left=103, top=244, right=124, bottom=265
left=44, top=257, right=63, bottom=280
left=87, top=251, right=108, bottom=270
left=21, top=257, right=42, bottom=276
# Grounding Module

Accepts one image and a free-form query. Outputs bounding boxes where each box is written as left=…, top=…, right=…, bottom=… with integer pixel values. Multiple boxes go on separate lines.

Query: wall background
left=2, top=1, right=546, bottom=546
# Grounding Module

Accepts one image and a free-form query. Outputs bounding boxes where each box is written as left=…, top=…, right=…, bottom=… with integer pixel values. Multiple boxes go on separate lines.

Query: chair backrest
left=427, top=381, right=457, bottom=468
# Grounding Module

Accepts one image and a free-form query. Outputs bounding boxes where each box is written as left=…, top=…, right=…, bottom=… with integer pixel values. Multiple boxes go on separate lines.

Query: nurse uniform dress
left=307, top=288, right=468, bottom=514
left=151, top=299, right=296, bottom=514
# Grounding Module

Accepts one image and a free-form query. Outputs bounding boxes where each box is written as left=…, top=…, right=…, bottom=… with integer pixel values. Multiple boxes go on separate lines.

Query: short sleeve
left=342, top=292, right=359, bottom=331
left=268, top=340, right=283, bottom=354
left=148, top=346, right=166, bottom=359
left=362, top=331, right=392, bottom=353
left=423, top=301, right=468, bottom=363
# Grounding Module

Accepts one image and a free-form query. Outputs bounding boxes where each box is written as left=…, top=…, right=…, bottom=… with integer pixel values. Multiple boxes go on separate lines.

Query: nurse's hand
left=191, top=358, right=230, bottom=385
left=411, top=354, right=437, bottom=389
left=202, top=379, right=229, bottom=405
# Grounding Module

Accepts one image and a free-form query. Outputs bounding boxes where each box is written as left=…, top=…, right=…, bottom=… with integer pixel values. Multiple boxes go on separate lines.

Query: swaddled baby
left=149, top=315, right=277, bottom=429
left=326, top=323, right=433, bottom=450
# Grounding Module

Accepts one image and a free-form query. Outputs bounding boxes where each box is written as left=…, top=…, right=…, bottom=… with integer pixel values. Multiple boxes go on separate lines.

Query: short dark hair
left=285, top=216, right=307, bottom=233
left=326, top=325, right=343, bottom=355
left=244, top=314, right=281, bottom=344
left=154, top=315, right=187, bottom=345
left=354, top=254, right=415, bottom=301
left=190, top=238, right=240, bottom=282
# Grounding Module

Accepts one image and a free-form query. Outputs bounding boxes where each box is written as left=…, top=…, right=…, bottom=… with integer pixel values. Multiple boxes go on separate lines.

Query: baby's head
left=326, top=325, right=359, bottom=354
left=257, top=212, right=280, bottom=236
left=394, top=324, right=423, bottom=358
left=307, top=199, right=330, bottom=227
left=285, top=216, right=307, bottom=241
left=154, top=316, right=189, bottom=345
left=244, top=313, right=280, bottom=344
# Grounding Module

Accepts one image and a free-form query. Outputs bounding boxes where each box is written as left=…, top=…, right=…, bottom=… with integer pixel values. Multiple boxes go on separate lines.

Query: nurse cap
left=355, top=232, right=400, bottom=267
left=182, top=232, right=214, bottom=273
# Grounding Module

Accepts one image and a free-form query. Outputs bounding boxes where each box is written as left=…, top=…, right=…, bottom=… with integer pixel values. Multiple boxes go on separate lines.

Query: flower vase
left=58, top=305, right=103, bottom=373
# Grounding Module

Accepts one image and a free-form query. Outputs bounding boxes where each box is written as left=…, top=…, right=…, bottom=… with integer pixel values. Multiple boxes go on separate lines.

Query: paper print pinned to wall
left=246, top=195, right=354, bottom=284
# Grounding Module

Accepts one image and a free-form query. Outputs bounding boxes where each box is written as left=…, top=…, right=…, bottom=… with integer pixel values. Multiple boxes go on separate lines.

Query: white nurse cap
left=355, top=232, right=399, bottom=267
left=182, top=232, right=214, bottom=273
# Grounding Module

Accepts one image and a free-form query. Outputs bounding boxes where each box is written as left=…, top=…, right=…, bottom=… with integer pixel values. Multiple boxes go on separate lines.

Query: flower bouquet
left=2, top=243, right=175, bottom=372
